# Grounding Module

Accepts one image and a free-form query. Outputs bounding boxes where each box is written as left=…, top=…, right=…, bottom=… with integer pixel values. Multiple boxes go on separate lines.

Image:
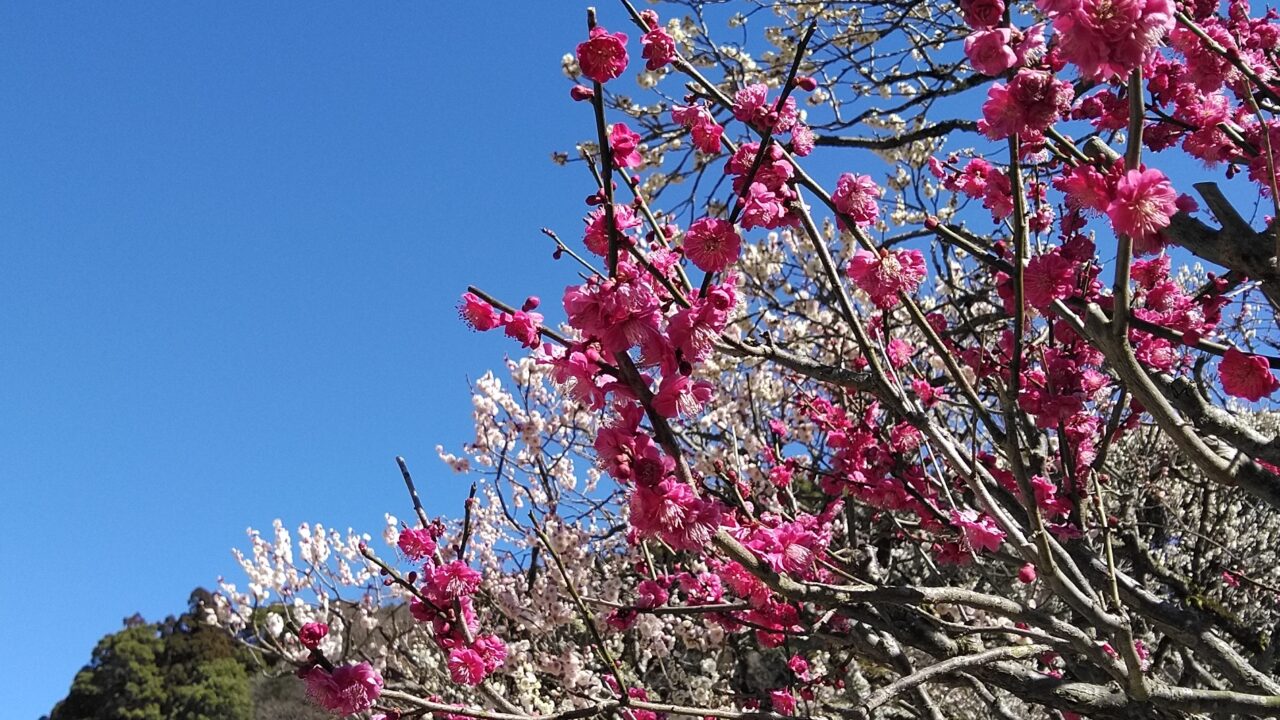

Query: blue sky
left=0, top=3, right=596, bottom=715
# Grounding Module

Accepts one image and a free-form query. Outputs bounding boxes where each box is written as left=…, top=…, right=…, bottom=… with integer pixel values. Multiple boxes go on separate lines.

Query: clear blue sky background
left=0, top=3, right=597, bottom=716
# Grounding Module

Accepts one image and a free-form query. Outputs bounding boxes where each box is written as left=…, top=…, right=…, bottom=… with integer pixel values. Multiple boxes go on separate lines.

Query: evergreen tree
left=52, top=622, right=167, bottom=720
left=49, top=589, right=253, bottom=720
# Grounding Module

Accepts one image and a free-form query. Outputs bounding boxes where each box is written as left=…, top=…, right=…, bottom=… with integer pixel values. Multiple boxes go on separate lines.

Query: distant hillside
left=44, top=589, right=328, bottom=720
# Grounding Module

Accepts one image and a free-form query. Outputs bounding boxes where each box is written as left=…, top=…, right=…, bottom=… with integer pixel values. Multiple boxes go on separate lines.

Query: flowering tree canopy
left=215, top=1, right=1280, bottom=718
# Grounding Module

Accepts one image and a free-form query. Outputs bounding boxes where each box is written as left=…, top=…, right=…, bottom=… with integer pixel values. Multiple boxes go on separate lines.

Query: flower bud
left=1017, top=563, right=1037, bottom=584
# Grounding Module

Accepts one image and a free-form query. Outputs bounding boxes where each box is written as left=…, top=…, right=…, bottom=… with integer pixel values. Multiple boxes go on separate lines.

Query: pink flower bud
left=298, top=622, right=329, bottom=649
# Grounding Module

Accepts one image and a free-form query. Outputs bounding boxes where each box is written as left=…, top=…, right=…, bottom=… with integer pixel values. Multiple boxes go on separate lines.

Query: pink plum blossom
left=304, top=662, right=383, bottom=715
left=845, top=249, right=927, bottom=308
left=576, top=27, right=629, bottom=84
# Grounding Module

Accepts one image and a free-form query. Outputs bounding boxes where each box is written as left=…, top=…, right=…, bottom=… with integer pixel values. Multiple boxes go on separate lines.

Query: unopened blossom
left=683, top=217, right=741, bottom=272
left=1106, top=168, right=1177, bottom=254
left=639, top=10, right=676, bottom=70
left=304, top=662, right=383, bottom=715
left=576, top=27, right=629, bottom=84
left=845, top=248, right=927, bottom=308
left=831, top=173, right=882, bottom=228
left=298, top=622, right=328, bottom=650
left=610, top=123, right=643, bottom=168
left=1219, top=347, right=1280, bottom=401
left=965, top=29, right=1017, bottom=76
left=1018, top=563, right=1038, bottom=583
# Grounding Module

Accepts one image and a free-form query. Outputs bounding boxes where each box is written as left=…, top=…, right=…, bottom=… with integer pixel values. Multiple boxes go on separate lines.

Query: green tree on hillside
left=49, top=590, right=251, bottom=720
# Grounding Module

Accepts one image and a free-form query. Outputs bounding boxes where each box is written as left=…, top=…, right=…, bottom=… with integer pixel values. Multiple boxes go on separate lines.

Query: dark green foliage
left=52, top=621, right=167, bottom=720
left=48, top=589, right=266, bottom=720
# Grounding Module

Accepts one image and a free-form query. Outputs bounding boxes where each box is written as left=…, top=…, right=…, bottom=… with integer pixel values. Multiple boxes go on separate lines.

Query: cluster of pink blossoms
left=460, top=292, right=543, bottom=349
left=729, top=83, right=816, bottom=157
left=407, top=558, right=508, bottom=686
left=638, top=10, right=675, bottom=71
left=727, top=141, right=798, bottom=230
left=463, top=16, right=934, bottom=667
left=461, top=12, right=1280, bottom=706
left=794, top=395, right=1016, bottom=564
left=732, top=82, right=799, bottom=135
left=979, top=68, right=1074, bottom=148
left=740, top=512, right=833, bottom=577
left=582, top=202, right=642, bottom=256
left=296, top=620, right=382, bottom=717
left=1037, top=0, right=1174, bottom=80
left=1053, top=162, right=1183, bottom=255
left=930, top=155, right=1014, bottom=220
left=670, top=103, right=724, bottom=155
left=394, top=521, right=508, bottom=687
left=303, top=661, right=384, bottom=716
